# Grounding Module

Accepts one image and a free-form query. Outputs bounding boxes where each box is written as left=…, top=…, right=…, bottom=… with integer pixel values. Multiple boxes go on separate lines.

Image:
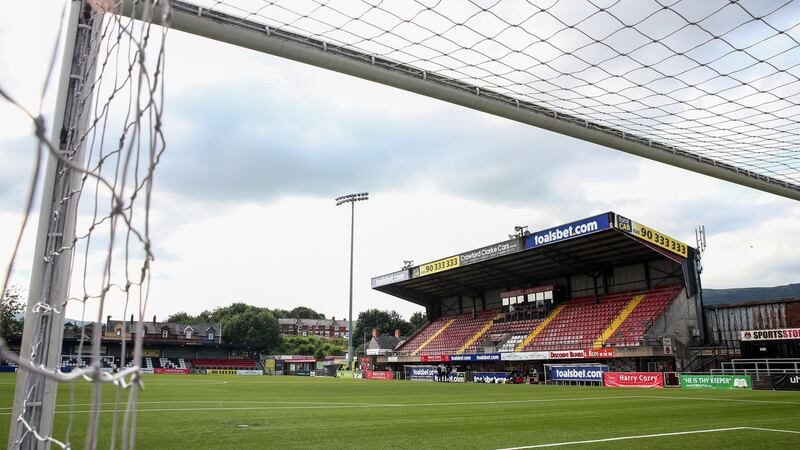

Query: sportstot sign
left=679, top=374, right=752, bottom=390
left=740, top=328, right=800, bottom=341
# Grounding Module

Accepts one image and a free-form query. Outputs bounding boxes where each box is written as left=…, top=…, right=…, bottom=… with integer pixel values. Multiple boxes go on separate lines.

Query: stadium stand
left=395, top=285, right=684, bottom=356
left=417, top=310, right=497, bottom=356
left=396, top=317, right=452, bottom=355
left=604, top=285, right=683, bottom=347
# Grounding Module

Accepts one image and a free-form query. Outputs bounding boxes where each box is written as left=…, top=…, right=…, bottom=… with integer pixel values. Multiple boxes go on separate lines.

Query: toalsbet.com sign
left=525, top=213, right=611, bottom=250
left=371, top=270, right=411, bottom=288
left=549, top=365, right=609, bottom=382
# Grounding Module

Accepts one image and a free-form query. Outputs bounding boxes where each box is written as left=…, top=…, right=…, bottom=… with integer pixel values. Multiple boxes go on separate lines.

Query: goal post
left=4, top=0, right=169, bottom=448
left=8, top=1, right=103, bottom=448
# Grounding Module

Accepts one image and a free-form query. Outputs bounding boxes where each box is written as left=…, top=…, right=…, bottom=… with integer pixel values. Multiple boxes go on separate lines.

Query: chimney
left=394, top=329, right=401, bottom=339
left=153, top=315, right=157, bottom=326
left=107, top=315, right=111, bottom=325
left=371, top=328, right=379, bottom=338
left=130, top=314, right=134, bottom=323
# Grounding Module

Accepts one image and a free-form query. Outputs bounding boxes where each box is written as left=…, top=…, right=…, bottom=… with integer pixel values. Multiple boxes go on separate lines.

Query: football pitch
left=1, top=374, right=799, bottom=449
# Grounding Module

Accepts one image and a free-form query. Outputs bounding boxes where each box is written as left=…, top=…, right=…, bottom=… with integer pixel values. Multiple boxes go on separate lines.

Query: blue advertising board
left=473, top=372, right=511, bottom=383
left=448, top=353, right=501, bottom=362
left=549, top=365, right=609, bottom=382
left=525, top=213, right=611, bottom=250
left=409, top=366, right=437, bottom=379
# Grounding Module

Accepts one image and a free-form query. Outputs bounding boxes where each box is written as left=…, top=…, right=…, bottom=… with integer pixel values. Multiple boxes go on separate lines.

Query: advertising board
left=459, top=240, right=521, bottom=266
left=140, top=368, right=154, bottom=374
left=448, top=372, right=466, bottom=383
left=548, top=350, right=587, bottom=359
left=771, top=374, right=800, bottom=391
left=740, top=328, right=800, bottom=341
left=524, top=213, right=611, bottom=250
left=473, top=372, right=511, bottom=383
left=420, top=355, right=449, bottom=362
left=0, top=367, right=17, bottom=373
left=500, top=351, right=550, bottom=361
left=408, top=366, right=437, bottom=381
left=371, top=269, right=411, bottom=288
left=364, top=370, right=394, bottom=380
left=447, top=353, right=501, bottom=362
left=154, top=368, right=190, bottom=375
left=416, top=255, right=461, bottom=277
left=549, top=365, right=608, bottom=382
left=604, top=372, right=663, bottom=388
left=615, top=214, right=688, bottom=258
left=679, top=374, right=752, bottom=389
left=207, top=369, right=238, bottom=375
left=583, top=348, right=614, bottom=359
left=237, top=370, right=263, bottom=376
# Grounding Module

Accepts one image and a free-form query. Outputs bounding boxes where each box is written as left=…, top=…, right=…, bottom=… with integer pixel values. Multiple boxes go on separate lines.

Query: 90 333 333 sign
left=417, top=255, right=460, bottom=277
left=615, top=215, right=688, bottom=258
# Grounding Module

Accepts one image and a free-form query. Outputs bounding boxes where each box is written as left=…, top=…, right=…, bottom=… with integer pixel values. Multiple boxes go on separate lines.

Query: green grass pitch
left=1, top=373, right=799, bottom=449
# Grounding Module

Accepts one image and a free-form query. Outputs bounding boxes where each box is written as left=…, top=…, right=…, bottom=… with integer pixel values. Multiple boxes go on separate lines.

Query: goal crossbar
left=119, top=0, right=800, bottom=201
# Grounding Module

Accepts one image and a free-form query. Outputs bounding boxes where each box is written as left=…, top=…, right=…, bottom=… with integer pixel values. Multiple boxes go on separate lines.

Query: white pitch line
left=631, top=394, right=800, bottom=406
left=495, top=427, right=800, bottom=449
left=0, top=396, right=661, bottom=416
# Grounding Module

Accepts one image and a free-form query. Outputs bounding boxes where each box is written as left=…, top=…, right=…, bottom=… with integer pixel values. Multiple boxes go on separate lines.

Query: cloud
left=157, top=79, right=641, bottom=210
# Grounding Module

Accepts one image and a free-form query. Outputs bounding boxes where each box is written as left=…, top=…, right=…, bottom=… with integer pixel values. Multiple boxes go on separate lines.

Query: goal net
left=1, top=1, right=168, bottom=448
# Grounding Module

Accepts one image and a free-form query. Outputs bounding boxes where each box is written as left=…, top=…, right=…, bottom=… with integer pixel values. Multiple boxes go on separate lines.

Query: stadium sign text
left=680, top=374, right=752, bottom=390
left=615, top=215, right=688, bottom=258
left=604, top=372, right=663, bottom=388
left=500, top=351, right=550, bottom=361
left=549, top=365, right=609, bottom=382
left=420, top=355, right=450, bottom=362
left=459, top=240, right=521, bottom=266
left=524, top=213, right=611, bottom=250
left=448, top=353, right=501, bottom=362
left=364, top=370, right=394, bottom=380
left=371, top=270, right=411, bottom=288
left=740, top=328, right=800, bottom=341
left=416, top=255, right=461, bottom=277
left=548, top=350, right=587, bottom=359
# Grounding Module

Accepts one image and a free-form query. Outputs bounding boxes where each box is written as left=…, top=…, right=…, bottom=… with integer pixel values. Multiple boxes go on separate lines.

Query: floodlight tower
left=335, top=192, right=369, bottom=370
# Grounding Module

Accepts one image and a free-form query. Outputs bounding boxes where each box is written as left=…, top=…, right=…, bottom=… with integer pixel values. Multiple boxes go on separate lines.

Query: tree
left=409, top=311, right=427, bottom=329
left=287, top=306, right=325, bottom=319
left=221, top=307, right=281, bottom=353
left=277, top=335, right=346, bottom=357
left=1, top=285, right=25, bottom=339
left=165, top=312, right=198, bottom=324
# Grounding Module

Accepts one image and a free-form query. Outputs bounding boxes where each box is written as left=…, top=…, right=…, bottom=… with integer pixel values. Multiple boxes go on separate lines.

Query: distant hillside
left=703, top=283, right=800, bottom=305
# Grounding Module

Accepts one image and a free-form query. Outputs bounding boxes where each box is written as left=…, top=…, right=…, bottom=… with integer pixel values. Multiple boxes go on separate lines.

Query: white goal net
left=1, top=1, right=168, bottom=448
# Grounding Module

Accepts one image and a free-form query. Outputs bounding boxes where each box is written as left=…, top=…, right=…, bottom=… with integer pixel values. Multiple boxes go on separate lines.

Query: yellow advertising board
left=417, top=255, right=460, bottom=277
left=615, top=215, right=688, bottom=258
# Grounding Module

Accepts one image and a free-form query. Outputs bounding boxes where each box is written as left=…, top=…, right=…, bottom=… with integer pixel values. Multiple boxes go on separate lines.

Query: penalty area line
left=496, top=426, right=800, bottom=449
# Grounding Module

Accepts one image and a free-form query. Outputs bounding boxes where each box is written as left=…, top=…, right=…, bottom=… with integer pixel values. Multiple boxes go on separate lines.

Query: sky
left=1, top=2, right=799, bottom=325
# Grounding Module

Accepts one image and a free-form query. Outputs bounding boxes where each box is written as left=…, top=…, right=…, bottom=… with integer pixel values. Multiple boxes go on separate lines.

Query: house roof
left=369, top=335, right=400, bottom=350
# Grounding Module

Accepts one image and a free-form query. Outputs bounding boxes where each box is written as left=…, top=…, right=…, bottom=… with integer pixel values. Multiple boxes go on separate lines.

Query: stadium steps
left=412, top=318, right=455, bottom=355
left=592, top=294, right=644, bottom=349
left=515, top=304, right=566, bottom=352
left=456, top=313, right=501, bottom=354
